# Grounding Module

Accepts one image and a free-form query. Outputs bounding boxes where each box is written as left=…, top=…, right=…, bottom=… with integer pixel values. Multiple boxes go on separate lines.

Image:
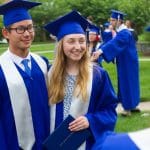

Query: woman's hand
left=68, top=116, right=89, bottom=131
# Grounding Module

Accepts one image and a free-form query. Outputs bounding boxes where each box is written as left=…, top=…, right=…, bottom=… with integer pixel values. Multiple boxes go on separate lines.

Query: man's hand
left=91, top=50, right=103, bottom=61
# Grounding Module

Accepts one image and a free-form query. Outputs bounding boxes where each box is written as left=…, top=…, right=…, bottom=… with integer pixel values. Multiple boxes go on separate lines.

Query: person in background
left=44, top=10, right=118, bottom=150
left=92, top=10, right=140, bottom=117
left=87, top=15, right=94, bottom=24
left=91, top=22, right=117, bottom=66
left=145, top=26, right=150, bottom=32
left=101, top=22, right=114, bottom=45
left=88, top=24, right=103, bottom=66
left=88, top=24, right=101, bottom=55
left=0, top=1, right=50, bottom=149
left=125, top=20, right=138, bottom=42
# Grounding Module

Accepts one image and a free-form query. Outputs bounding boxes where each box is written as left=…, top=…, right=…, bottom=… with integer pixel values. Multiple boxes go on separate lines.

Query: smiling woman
left=44, top=10, right=118, bottom=150
left=62, top=34, right=86, bottom=63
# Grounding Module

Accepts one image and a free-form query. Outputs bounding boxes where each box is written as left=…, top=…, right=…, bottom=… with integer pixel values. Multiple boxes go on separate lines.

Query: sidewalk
left=116, top=101, right=150, bottom=113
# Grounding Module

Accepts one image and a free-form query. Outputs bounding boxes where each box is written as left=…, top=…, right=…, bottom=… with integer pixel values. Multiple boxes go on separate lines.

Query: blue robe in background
left=0, top=56, right=50, bottom=150
left=98, top=30, right=114, bottom=66
left=100, top=28, right=140, bottom=110
left=92, top=128, right=150, bottom=150
left=50, top=65, right=118, bottom=150
left=101, top=30, right=113, bottom=45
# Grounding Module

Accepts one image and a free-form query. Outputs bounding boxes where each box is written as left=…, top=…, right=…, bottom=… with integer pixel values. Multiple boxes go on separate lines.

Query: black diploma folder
left=43, top=115, right=91, bottom=150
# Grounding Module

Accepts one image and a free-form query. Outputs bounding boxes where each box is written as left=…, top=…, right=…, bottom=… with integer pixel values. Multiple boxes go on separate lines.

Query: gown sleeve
left=86, top=66, right=118, bottom=141
left=101, top=30, right=131, bottom=62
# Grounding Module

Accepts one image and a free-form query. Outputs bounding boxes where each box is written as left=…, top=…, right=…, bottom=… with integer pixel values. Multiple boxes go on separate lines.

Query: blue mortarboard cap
left=0, top=0, right=41, bottom=27
left=145, top=26, right=150, bottom=32
left=44, top=10, right=91, bottom=41
left=110, top=10, right=126, bottom=20
left=104, top=22, right=110, bottom=28
left=89, top=24, right=100, bottom=34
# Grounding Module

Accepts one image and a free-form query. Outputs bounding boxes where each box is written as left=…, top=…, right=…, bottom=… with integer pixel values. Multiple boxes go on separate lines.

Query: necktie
left=22, top=59, right=31, bottom=76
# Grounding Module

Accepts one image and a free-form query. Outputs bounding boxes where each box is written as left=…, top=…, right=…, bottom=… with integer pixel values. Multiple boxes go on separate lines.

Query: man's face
left=109, top=18, right=117, bottom=28
left=2, top=20, right=35, bottom=52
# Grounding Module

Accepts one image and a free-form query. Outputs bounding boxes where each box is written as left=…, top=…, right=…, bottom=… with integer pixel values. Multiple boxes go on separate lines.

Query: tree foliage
left=0, top=0, right=149, bottom=41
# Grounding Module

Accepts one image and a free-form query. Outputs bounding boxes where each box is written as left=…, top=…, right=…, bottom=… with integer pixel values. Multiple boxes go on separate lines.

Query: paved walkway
left=116, top=101, right=150, bottom=113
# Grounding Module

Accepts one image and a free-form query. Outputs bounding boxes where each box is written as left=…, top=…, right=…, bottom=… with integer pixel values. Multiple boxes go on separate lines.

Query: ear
left=2, top=28, right=9, bottom=40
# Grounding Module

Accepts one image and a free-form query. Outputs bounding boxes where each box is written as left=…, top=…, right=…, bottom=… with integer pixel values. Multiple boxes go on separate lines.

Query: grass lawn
left=103, top=61, right=150, bottom=102
left=115, top=111, right=150, bottom=132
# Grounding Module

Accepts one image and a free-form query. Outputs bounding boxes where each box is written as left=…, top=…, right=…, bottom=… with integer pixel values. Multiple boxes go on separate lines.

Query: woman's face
left=63, top=34, right=86, bottom=63
left=89, top=32, right=97, bottom=42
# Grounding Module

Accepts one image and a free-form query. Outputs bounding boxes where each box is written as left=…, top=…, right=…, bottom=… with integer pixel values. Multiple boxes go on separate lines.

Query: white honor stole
left=0, top=51, right=47, bottom=150
left=129, top=128, right=150, bottom=150
left=50, top=64, right=93, bottom=150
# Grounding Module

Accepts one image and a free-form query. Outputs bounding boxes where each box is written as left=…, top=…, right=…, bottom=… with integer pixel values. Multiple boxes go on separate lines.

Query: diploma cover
left=43, top=115, right=91, bottom=150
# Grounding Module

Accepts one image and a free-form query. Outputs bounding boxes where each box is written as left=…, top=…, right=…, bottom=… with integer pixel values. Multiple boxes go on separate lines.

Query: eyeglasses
left=7, top=25, right=36, bottom=34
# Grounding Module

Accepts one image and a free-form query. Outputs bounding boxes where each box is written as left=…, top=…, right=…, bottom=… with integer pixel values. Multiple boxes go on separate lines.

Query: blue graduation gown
left=92, top=132, right=139, bottom=150
left=0, top=57, right=50, bottom=150
left=101, top=31, right=113, bottom=45
left=101, top=29, right=140, bottom=110
left=51, top=65, right=118, bottom=149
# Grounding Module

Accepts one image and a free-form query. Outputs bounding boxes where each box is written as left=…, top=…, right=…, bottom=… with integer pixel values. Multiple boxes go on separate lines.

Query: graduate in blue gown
left=92, top=10, right=140, bottom=116
left=145, top=26, right=150, bottom=32
left=101, top=22, right=113, bottom=45
left=0, top=1, right=50, bottom=149
left=44, top=10, right=118, bottom=150
left=88, top=24, right=101, bottom=55
left=92, top=128, right=150, bottom=150
left=88, top=24, right=103, bottom=66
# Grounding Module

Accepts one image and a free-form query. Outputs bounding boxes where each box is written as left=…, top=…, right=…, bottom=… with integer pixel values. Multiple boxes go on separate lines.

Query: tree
left=115, top=0, right=150, bottom=33
left=0, top=0, right=150, bottom=41
left=31, top=0, right=70, bottom=41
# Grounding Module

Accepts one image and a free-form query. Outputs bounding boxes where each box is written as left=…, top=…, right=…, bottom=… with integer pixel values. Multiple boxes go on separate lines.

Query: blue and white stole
left=0, top=50, right=47, bottom=149
left=49, top=64, right=93, bottom=150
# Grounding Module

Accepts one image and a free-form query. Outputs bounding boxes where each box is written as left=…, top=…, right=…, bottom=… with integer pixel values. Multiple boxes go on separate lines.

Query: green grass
left=139, top=62, right=150, bottom=101
left=103, top=61, right=150, bottom=102
left=30, top=43, right=54, bottom=52
left=115, top=111, right=150, bottom=132
left=0, top=42, right=55, bottom=61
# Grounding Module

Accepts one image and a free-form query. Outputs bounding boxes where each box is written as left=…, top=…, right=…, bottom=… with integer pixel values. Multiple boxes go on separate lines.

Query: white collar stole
left=0, top=51, right=47, bottom=149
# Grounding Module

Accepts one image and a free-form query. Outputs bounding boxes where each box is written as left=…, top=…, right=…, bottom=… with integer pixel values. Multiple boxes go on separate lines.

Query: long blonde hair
left=48, top=39, right=91, bottom=104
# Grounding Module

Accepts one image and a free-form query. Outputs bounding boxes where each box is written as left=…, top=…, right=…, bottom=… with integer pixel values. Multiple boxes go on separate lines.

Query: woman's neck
left=66, top=61, right=79, bottom=76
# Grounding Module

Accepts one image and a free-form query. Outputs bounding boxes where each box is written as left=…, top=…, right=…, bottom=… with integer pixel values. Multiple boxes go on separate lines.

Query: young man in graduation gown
left=92, top=10, right=140, bottom=116
left=0, top=1, right=50, bottom=149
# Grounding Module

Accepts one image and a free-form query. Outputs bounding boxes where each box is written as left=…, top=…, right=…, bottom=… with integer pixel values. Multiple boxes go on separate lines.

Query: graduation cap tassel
left=86, top=25, right=90, bottom=49
left=99, top=25, right=103, bottom=43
